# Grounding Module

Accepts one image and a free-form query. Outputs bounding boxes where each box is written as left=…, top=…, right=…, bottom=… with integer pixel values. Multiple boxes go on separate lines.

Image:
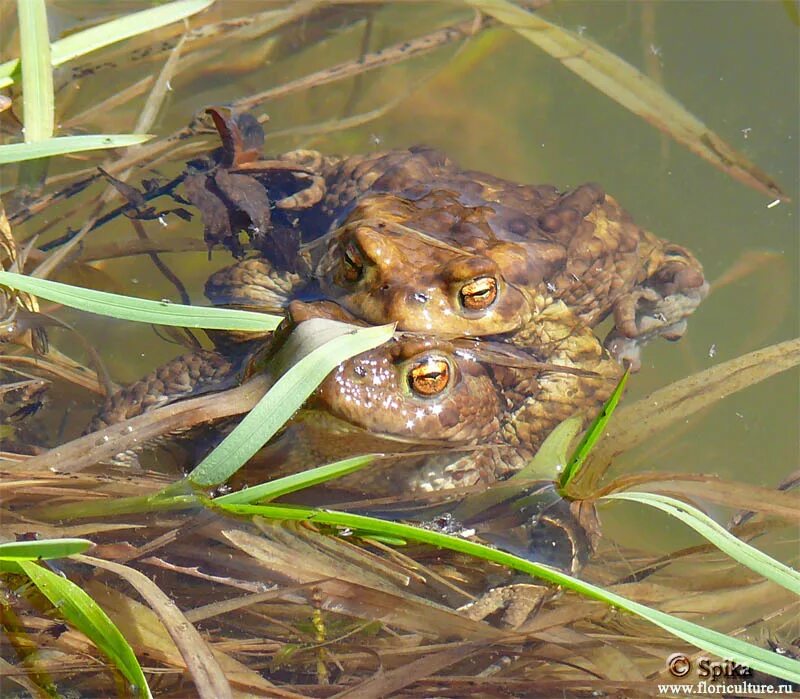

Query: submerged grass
left=0, top=0, right=214, bottom=88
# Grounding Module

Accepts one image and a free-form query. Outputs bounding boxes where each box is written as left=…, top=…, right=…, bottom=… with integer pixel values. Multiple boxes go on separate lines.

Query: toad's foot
left=607, top=244, right=708, bottom=369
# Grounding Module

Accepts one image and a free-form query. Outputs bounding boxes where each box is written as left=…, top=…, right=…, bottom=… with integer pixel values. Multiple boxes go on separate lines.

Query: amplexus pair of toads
left=93, top=109, right=708, bottom=498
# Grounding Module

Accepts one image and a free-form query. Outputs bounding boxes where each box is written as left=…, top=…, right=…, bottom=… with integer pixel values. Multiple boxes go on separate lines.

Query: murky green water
left=5, top=2, right=798, bottom=550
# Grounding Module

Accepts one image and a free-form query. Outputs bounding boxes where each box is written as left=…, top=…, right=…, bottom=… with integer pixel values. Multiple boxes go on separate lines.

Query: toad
left=197, top=140, right=707, bottom=368
left=91, top=301, right=620, bottom=494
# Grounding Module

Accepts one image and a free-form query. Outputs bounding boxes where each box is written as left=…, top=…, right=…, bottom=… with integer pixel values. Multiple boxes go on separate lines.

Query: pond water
left=1, top=0, right=798, bottom=692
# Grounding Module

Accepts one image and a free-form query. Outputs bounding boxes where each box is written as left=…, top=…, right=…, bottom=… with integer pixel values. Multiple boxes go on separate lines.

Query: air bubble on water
left=158, top=215, right=168, bottom=227
left=708, top=343, right=717, bottom=358
left=131, top=278, right=139, bottom=284
left=125, top=425, right=133, bottom=433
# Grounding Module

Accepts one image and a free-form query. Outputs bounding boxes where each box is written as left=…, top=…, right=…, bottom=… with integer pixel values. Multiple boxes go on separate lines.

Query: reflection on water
left=6, top=2, right=798, bottom=546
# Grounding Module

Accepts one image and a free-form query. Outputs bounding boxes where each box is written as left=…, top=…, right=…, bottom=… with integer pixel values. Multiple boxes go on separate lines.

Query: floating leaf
left=217, top=501, right=800, bottom=685
left=464, top=0, right=787, bottom=200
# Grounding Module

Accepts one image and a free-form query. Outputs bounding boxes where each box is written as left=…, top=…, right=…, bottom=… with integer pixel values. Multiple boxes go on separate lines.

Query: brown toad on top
left=197, top=140, right=707, bottom=368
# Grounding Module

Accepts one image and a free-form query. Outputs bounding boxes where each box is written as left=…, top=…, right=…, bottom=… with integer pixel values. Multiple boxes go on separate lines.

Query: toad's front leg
left=204, top=257, right=305, bottom=346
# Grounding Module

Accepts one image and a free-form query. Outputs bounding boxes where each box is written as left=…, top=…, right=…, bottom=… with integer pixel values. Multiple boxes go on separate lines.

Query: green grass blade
left=0, top=538, right=92, bottom=560
left=559, top=369, right=628, bottom=492
left=0, top=0, right=214, bottom=88
left=213, top=455, right=378, bottom=505
left=17, top=0, right=53, bottom=143
left=188, top=320, right=394, bottom=486
left=605, top=492, right=800, bottom=593
left=18, top=560, right=152, bottom=698
left=0, top=134, right=153, bottom=164
left=0, top=271, right=280, bottom=331
left=217, top=501, right=800, bottom=684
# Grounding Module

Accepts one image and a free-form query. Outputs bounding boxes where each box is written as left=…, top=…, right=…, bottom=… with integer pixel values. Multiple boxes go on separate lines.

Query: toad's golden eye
left=408, top=358, right=450, bottom=396
left=342, top=243, right=364, bottom=282
left=459, top=276, right=498, bottom=311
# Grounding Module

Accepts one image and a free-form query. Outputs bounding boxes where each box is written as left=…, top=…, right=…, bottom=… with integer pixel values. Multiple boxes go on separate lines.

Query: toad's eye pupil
left=408, top=358, right=450, bottom=396
left=342, top=245, right=363, bottom=282
left=460, top=276, right=498, bottom=311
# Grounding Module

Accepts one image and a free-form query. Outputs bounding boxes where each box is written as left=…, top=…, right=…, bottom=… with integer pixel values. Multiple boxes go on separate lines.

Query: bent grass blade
left=77, top=554, right=232, bottom=699
left=605, top=491, right=800, bottom=594
left=0, top=270, right=280, bottom=331
left=188, top=320, right=395, bottom=486
left=560, top=369, right=628, bottom=493
left=452, top=415, right=582, bottom=523
left=212, top=454, right=378, bottom=505
left=18, top=560, right=152, bottom=699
